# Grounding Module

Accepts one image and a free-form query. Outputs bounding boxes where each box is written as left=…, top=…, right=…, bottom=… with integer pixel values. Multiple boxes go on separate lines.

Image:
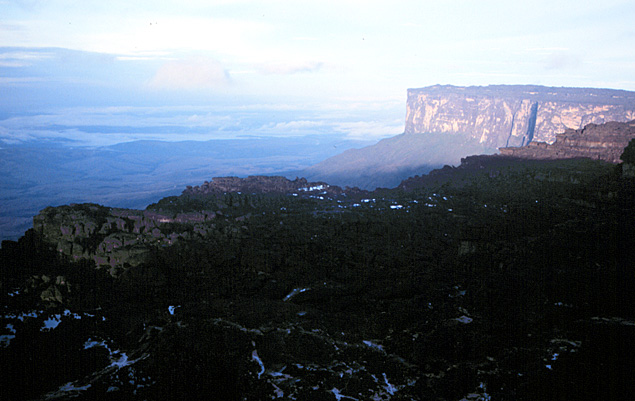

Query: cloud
left=0, top=49, right=54, bottom=67
left=0, top=77, right=45, bottom=84
left=147, top=57, right=231, bottom=90
left=544, top=51, right=582, bottom=70
left=260, top=120, right=326, bottom=135
left=335, top=120, right=404, bottom=141
left=257, top=60, right=323, bottom=75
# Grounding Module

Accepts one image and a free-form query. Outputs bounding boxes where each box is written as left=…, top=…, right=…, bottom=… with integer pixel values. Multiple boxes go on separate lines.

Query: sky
left=1, top=0, right=635, bottom=145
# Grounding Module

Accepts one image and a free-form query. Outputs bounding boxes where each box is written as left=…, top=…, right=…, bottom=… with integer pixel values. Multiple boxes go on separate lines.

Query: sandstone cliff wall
left=405, top=85, right=635, bottom=148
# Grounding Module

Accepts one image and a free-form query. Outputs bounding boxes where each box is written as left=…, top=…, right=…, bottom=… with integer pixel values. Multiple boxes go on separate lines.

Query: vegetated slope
left=303, top=131, right=496, bottom=189
left=2, top=147, right=634, bottom=400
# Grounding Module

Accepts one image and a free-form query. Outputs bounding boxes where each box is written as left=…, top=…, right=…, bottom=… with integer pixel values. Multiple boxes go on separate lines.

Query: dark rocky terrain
left=2, top=131, right=635, bottom=399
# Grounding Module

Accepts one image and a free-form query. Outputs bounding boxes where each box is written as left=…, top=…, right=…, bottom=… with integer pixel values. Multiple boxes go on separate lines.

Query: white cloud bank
left=147, top=57, right=231, bottom=90
left=257, top=60, right=323, bottom=75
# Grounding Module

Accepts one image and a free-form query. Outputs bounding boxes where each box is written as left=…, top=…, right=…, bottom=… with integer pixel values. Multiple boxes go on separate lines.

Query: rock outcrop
left=405, top=85, right=635, bottom=148
left=33, top=204, right=217, bottom=275
left=499, top=120, right=635, bottom=162
left=31, top=178, right=370, bottom=274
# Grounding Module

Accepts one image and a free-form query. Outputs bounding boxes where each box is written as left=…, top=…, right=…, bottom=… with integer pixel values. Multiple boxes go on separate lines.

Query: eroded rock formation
left=499, top=119, right=635, bottom=162
left=32, top=204, right=216, bottom=275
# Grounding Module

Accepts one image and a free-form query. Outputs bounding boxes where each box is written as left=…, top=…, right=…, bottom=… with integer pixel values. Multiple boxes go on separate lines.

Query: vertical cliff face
left=405, top=85, right=635, bottom=148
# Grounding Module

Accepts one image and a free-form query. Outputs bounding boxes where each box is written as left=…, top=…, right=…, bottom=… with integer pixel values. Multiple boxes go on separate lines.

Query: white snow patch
left=110, top=353, right=135, bottom=368
left=59, top=382, right=91, bottom=391
left=299, top=185, right=327, bottom=191
left=83, top=337, right=142, bottom=369
left=0, top=334, right=15, bottom=347
left=455, top=316, right=473, bottom=324
left=362, top=340, right=384, bottom=352
left=269, top=367, right=293, bottom=381
left=252, top=349, right=265, bottom=379
left=84, top=338, right=108, bottom=350
left=550, top=338, right=581, bottom=348
left=41, top=314, right=62, bottom=331
left=331, top=387, right=359, bottom=400
left=283, top=287, right=309, bottom=302
left=63, top=309, right=82, bottom=319
left=460, top=382, right=492, bottom=400
left=390, top=205, right=403, bottom=209
left=383, top=373, right=397, bottom=395
left=45, top=382, right=92, bottom=399
left=271, top=382, right=284, bottom=398
left=4, top=310, right=40, bottom=321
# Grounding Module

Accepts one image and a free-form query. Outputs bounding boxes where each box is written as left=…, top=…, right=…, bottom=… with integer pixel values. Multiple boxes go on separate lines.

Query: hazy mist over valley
left=0, top=103, right=399, bottom=242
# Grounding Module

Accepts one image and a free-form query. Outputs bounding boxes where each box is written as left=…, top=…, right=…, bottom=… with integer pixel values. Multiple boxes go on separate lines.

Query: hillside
left=303, top=131, right=497, bottom=189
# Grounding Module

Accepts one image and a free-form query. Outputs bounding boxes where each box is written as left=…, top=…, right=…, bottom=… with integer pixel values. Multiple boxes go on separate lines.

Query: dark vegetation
left=1, top=149, right=635, bottom=400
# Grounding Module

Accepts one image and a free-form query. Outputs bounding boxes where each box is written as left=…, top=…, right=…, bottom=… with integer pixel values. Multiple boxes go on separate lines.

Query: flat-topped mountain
left=305, top=85, right=635, bottom=189
left=406, top=85, right=635, bottom=147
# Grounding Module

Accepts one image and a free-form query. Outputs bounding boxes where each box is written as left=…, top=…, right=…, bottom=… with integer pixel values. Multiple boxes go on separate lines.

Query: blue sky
left=1, top=0, right=634, bottom=145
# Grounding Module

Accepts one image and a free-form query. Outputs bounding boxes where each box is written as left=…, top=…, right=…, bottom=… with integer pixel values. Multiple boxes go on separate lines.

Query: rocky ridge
left=499, top=119, right=635, bottom=162
left=183, top=175, right=365, bottom=198
left=32, top=204, right=215, bottom=276
left=30, top=178, right=369, bottom=275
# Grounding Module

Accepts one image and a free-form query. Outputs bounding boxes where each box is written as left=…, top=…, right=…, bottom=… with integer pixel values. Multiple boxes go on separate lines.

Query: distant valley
left=0, top=135, right=373, bottom=242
